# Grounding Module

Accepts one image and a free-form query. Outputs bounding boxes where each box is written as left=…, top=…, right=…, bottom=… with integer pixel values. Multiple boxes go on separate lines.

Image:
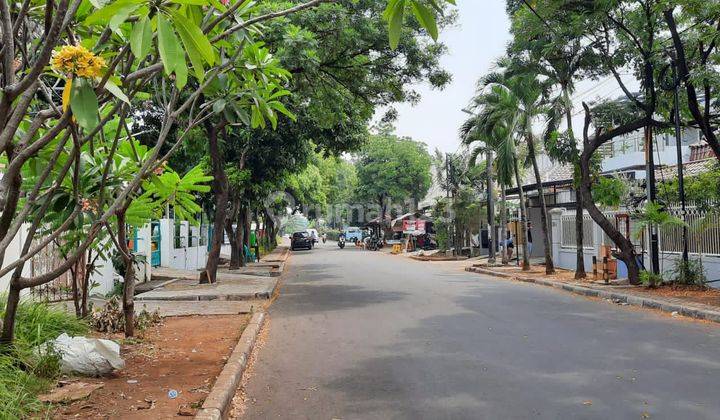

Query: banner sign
left=403, top=219, right=426, bottom=234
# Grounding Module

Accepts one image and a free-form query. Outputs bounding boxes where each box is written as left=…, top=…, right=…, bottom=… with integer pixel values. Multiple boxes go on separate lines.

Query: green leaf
left=85, top=0, right=141, bottom=25
left=130, top=15, right=152, bottom=59
left=157, top=14, right=184, bottom=76
left=175, top=58, right=188, bottom=89
left=213, top=99, right=226, bottom=113
left=206, top=0, right=227, bottom=12
left=109, top=3, right=140, bottom=33
left=384, top=0, right=405, bottom=49
left=411, top=1, right=438, bottom=40
left=269, top=101, right=295, bottom=121
left=169, top=10, right=215, bottom=65
left=171, top=12, right=206, bottom=81
left=104, top=79, right=130, bottom=104
left=169, top=0, right=207, bottom=4
left=70, top=78, right=99, bottom=131
left=236, top=108, right=250, bottom=126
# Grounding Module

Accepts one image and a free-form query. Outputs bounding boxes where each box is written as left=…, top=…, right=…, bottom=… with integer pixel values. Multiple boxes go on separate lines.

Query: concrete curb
left=409, top=255, right=469, bottom=262
left=466, top=266, right=720, bottom=324
left=136, top=291, right=273, bottom=302
left=195, top=311, right=266, bottom=420
left=261, top=246, right=289, bottom=264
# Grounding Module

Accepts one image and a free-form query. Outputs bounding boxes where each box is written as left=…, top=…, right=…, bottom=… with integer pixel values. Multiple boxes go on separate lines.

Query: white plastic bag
left=50, top=333, right=125, bottom=376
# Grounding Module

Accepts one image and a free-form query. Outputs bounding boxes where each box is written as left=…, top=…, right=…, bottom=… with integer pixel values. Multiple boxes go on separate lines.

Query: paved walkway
left=134, top=300, right=255, bottom=316
left=239, top=245, right=720, bottom=420
left=135, top=275, right=277, bottom=301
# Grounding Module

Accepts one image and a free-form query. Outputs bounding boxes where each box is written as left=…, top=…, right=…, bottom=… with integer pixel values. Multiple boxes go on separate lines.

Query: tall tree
left=508, top=2, right=591, bottom=278
left=355, top=132, right=432, bottom=226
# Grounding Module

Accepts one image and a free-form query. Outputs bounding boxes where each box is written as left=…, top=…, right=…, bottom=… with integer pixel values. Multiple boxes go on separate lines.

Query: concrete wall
left=0, top=224, right=33, bottom=296
left=161, top=219, right=207, bottom=271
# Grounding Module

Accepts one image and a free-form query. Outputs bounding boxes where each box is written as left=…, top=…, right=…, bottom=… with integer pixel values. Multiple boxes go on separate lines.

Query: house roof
left=505, top=163, right=575, bottom=195
left=655, top=158, right=716, bottom=180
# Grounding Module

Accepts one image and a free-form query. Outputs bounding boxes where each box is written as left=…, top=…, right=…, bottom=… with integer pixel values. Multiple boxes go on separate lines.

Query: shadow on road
left=278, top=282, right=408, bottom=315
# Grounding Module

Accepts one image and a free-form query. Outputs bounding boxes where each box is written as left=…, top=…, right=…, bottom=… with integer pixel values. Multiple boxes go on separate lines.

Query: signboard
left=403, top=219, right=426, bottom=234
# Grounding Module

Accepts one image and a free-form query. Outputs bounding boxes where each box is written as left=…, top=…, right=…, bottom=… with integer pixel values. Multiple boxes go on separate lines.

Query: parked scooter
left=338, top=235, right=346, bottom=249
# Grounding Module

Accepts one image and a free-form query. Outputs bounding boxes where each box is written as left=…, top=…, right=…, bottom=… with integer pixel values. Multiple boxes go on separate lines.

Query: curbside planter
left=466, top=266, right=720, bottom=325
left=195, top=311, right=266, bottom=420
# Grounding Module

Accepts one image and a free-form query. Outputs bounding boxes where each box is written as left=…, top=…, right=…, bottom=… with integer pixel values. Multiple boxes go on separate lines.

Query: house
left=505, top=128, right=720, bottom=283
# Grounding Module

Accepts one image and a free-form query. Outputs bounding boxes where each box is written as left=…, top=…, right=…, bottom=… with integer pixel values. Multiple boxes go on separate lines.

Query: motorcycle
left=338, top=236, right=346, bottom=249
left=367, top=235, right=380, bottom=251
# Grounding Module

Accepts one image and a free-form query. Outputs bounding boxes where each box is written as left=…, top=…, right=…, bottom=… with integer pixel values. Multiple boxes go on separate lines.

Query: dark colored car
left=291, top=231, right=313, bottom=251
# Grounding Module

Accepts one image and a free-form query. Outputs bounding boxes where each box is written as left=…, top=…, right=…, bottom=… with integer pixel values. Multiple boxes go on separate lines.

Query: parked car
left=291, top=231, right=313, bottom=250
left=344, top=226, right=363, bottom=243
left=306, top=228, right=319, bottom=244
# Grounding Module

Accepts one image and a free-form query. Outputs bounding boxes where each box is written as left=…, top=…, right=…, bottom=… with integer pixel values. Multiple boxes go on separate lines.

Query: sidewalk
left=466, top=263, right=720, bottom=324
left=134, top=246, right=289, bottom=305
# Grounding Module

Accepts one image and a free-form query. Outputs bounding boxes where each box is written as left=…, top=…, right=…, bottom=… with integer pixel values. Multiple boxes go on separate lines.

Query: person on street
left=526, top=221, right=533, bottom=259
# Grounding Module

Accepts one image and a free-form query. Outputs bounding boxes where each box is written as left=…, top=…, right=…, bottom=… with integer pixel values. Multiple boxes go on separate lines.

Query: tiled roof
left=655, top=158, right=716, bottom=180
left=519, top=163, right=575, bottom=187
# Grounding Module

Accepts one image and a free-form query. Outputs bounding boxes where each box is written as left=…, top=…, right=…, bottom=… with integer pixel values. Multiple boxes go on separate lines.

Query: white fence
left=552, top=205, right=720, bottom=284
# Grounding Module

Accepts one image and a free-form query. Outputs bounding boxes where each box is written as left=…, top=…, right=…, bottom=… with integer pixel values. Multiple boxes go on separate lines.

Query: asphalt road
left=241, top=243, right=720, bottom=420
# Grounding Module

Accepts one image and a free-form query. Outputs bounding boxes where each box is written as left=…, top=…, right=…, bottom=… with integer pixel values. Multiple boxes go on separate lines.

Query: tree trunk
left=579, top=149, right=640, bottom=284
left=70, top=265, right=81, bottom=318
left=226, top=197, right=241, bottom=269
left=574, top=191, right=587, bottom=279
left=564, top=88, right=586, bottom=278
left=0, top=283, right=21, bottom=344
left=513, top=160, right=531, bottom=271
left=265, top=212, right=276, bottom=248
left=117, top=210, right=136, bottom=338
left=487, top=151, right=496, bottom=264
left=236, top=204, right=246, bottom=267
left=80, top=252, right=92, bottom=317
left=202, top=121, right=228, bottom=284
left=243, top=207, right=251, bottom=261
left=525, top=133, right=554, bottom=274
left=500, top=185, right=508, bottom=265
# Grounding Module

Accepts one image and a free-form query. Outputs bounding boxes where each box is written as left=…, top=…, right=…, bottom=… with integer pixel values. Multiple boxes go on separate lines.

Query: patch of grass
left=0, top=296, right=88, bottom=418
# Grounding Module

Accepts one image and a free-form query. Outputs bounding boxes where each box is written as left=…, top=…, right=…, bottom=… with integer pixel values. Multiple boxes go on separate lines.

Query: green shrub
left=639, top=270, right=664, bottom=288
left=106, top=279, right=123, bottom=298
left=0, top=297, right=89, bottom=418
left=324, top=229, right=341, bottom=241
left=671, top=258, right=706, bottom=286
left=435, top=219, right=450, bottom=251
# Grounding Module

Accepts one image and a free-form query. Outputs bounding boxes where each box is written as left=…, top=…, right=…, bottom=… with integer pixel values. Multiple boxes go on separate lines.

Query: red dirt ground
left=53, top=314, right=249, bottom=419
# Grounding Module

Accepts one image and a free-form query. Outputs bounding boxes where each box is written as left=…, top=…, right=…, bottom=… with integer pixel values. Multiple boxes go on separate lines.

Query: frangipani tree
left=0, top=0, right=454, bottom=344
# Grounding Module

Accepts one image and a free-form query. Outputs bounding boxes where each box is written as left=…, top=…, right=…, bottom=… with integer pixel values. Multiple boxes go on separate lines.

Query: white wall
left=550, top=208, right=720, bottom=287
left=162, top=219, right=207, bottom=271
left=0, top=224, right=33, bottom=296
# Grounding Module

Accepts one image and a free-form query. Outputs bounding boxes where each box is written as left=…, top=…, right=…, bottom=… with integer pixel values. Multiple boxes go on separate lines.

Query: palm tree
left=533, top=44, right=588, bottom=279
left=460, top=121, right=496, bottom=264
left=463, top=86, right=529, bottom=268
left=465, top=60, right=554, bottom=272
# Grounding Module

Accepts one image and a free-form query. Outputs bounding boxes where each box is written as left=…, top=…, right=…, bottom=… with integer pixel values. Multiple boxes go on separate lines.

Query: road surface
left=240, top=244, right=720, bottom=419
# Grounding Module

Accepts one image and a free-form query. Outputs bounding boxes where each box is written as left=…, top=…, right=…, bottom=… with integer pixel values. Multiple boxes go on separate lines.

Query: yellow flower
left=51, top=45, right=106, bottom=79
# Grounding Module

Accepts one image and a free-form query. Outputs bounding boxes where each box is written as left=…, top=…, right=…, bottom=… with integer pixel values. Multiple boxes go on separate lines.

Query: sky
left=381, top=0, right=512, bottom=154
left=380, top=1, right=638, bottom=155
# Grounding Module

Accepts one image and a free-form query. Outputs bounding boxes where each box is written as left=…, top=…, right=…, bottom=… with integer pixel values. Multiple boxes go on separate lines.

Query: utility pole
left=645, top=126, right=660, bottom=274
left=664, top=54, right=689, bottom=264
